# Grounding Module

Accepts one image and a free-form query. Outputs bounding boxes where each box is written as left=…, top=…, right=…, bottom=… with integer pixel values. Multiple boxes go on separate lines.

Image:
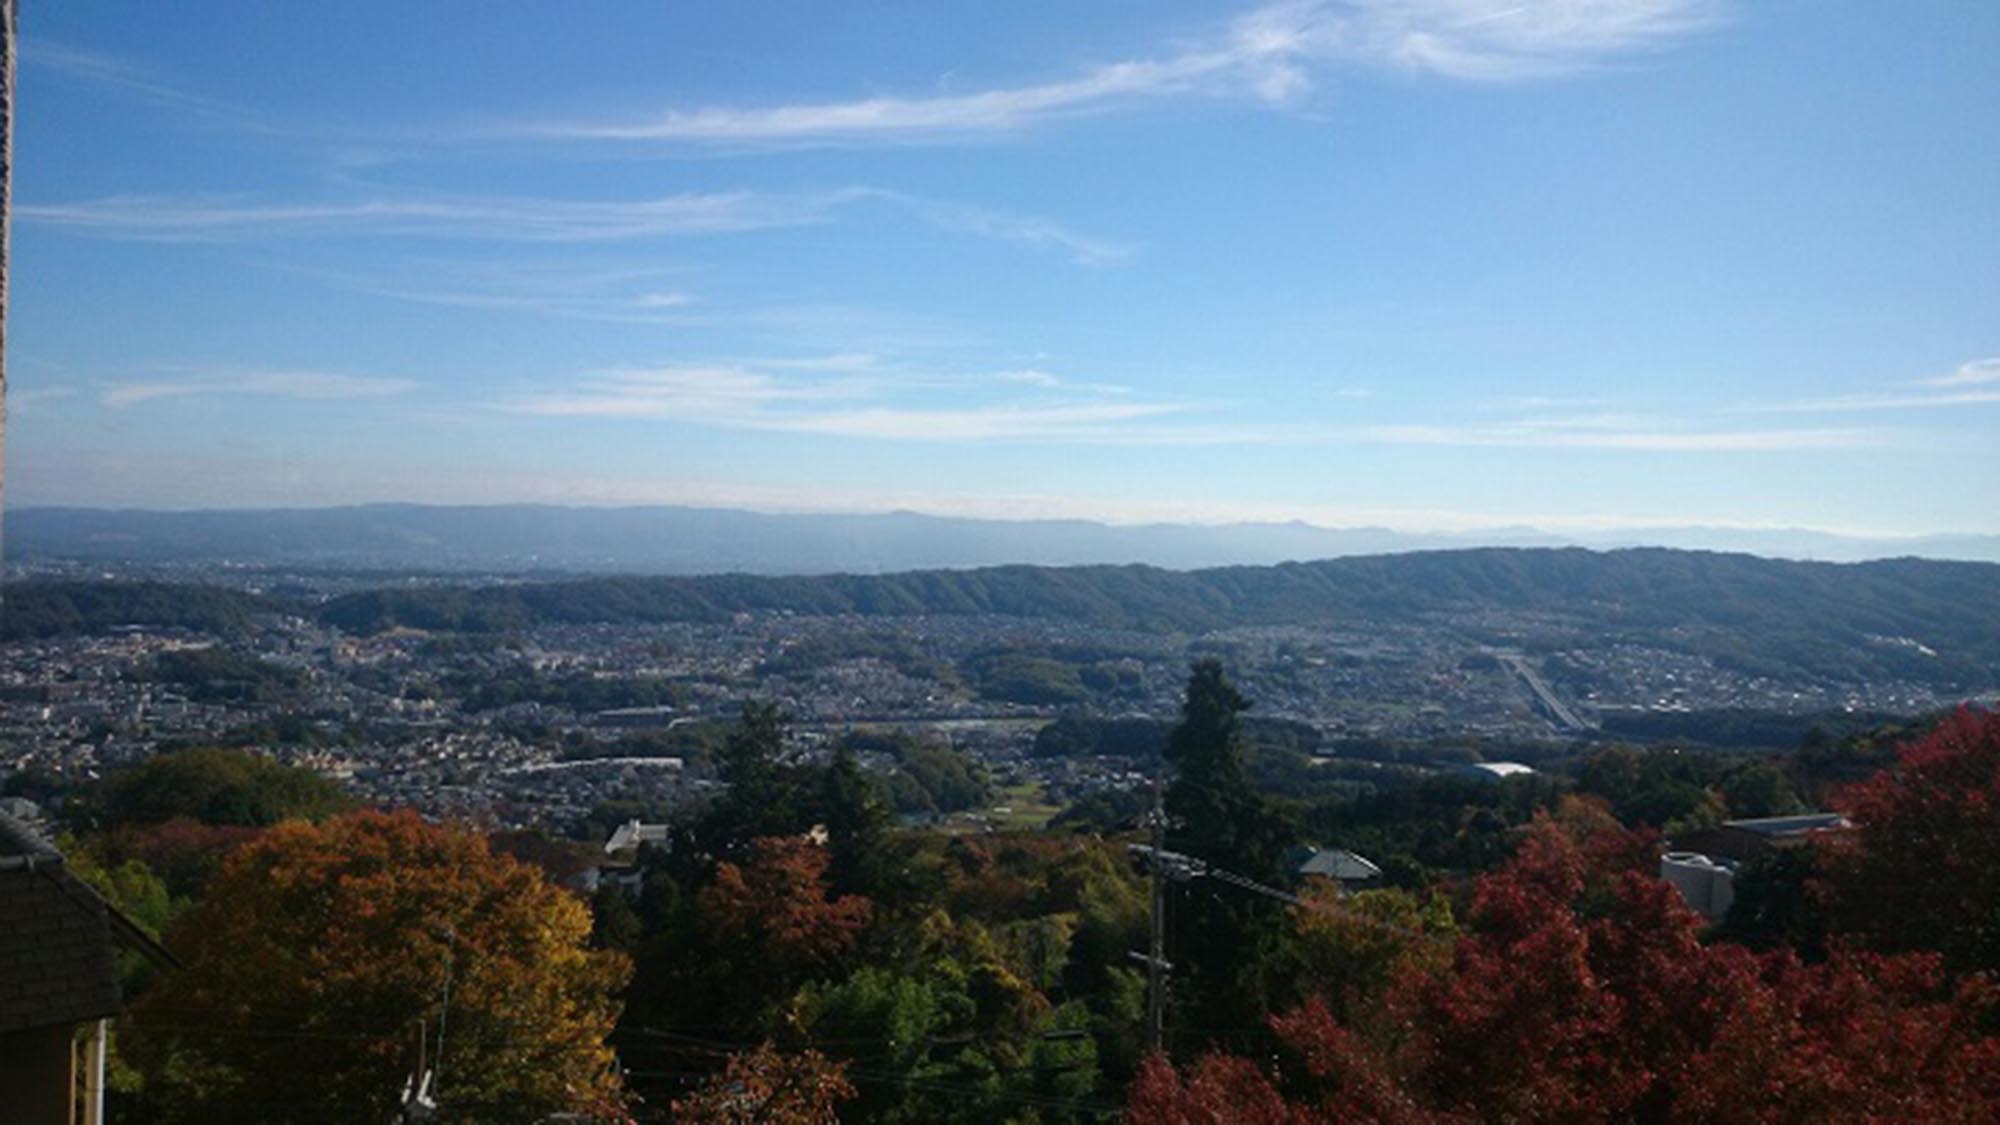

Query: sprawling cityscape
left=3, top=555, right=1980, bottom=835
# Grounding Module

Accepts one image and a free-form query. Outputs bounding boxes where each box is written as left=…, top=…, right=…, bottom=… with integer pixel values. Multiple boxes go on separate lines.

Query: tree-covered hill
left=11, top=548, right=1998, bottom=687
left=306, top=548, right=2000, bottom=687
left=0, top=580, right=280, bottom=641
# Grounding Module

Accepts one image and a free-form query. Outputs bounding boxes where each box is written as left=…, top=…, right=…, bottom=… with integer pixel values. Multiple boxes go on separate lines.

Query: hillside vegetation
left=9, top=548, right=1998, bottom=688
left=315, top=549, right=2000, bottom=686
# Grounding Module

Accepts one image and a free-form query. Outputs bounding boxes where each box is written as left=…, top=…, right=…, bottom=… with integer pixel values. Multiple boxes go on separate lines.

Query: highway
left=1495, top=651, right=1594, bottom=734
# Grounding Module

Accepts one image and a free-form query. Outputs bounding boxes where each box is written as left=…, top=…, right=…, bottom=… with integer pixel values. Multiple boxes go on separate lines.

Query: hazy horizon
left=11, top=501, right=2000, bottom=573
left=9, top=497, right=1999, bottom=543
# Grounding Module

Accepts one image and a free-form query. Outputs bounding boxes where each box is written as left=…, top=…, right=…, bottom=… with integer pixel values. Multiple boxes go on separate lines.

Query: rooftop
left=1723, top=814, right=1851, bottom=838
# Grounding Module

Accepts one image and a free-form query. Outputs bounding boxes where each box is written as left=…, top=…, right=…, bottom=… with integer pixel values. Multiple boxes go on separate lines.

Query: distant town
left=4, top=554, right=1981, bottom=836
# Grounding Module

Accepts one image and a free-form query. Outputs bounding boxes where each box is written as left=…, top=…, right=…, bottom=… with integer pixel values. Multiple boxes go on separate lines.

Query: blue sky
left=9, top=0, right=1997, bottom=535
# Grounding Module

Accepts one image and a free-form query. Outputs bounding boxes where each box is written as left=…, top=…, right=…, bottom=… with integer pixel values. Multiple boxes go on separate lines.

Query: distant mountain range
left=8, top=504, right=1999, bottom=573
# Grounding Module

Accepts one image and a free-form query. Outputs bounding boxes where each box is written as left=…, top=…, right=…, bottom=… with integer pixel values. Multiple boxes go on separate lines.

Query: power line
left=631, top=1027, right=1121, bottom=1116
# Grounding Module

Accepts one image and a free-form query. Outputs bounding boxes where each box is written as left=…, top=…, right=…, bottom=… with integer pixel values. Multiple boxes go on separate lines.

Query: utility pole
left=1129, top=822, right=1316, bottom=1058
left=1146, top=776, right=1166, bottom=1055
left=1, top=0, right=18, bottom=573
left=1125, top=778, right=1172, bottom=1055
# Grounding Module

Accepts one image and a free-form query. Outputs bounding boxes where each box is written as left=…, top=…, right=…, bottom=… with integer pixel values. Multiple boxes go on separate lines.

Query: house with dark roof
left=1, top=810, right=176, bottom=1125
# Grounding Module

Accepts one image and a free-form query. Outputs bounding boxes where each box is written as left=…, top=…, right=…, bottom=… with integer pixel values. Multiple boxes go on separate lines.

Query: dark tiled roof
left=0, top=811, right=141, bottom=1033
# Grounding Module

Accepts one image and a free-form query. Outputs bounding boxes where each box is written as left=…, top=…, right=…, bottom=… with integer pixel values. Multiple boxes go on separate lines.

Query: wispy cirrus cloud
left=879, top=193, right=1137, bottom=265
left=101, top=371, right=418, bottom=408
left=994, top=369, right=1135, bottom=395
left=20, top=191, right=848, bottom=242
left=1733, top=356, right=2000, bottom=413
left=516, top=0, right=1726, bottom=146
left=1920, top=356, right=2000, bottom=388
left=25, top=40, right=283, bottom=133
left=501, top=362, right=1185, bottom=442
left=21, top=186, right=1129, bottom=265
left=1736, top=390, right=2000, bottom=414
left=765, top=401, right=1186, bottom=441
left=1362, top=422, right=1876, bottom=451
left=502, top=361, right=1862, bottom=450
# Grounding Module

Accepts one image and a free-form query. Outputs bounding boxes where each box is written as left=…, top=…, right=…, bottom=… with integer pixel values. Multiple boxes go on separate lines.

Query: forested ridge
left=305, top=548, right=2000, bottom=686
left=9, top=548, right=2000, bottom=686
left=0, top=579, right=277, bottom=640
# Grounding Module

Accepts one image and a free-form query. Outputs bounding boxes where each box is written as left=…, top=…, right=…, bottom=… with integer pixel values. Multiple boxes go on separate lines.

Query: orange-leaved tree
left=695, top=835, right=872, bottom=1021
left=125, top=810, right=629, bottom=1123
left=671, top=1041, right=855, bottom=1124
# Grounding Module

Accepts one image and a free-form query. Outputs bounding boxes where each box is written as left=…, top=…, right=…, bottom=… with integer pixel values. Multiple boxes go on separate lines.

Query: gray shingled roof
left=0, top=809, right=173, bottom=1034
left=1293, top=846, right=1383, bottom=881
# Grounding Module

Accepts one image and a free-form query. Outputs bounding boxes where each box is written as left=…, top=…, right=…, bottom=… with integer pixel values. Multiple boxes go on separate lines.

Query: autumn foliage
left=700, top=835, right=874, bottom=979
left=1818, top=705, right=2000, bottom=975
left=671, top=1041, right=856, bottom=1124
left=1133, top=788, right=2000, bottom=1122
left=125, top=810, right=630, bottom=1123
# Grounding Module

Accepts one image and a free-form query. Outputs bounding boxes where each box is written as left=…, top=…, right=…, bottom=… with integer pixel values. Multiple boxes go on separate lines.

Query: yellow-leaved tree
left=125, top=810, right=629, bottom=1123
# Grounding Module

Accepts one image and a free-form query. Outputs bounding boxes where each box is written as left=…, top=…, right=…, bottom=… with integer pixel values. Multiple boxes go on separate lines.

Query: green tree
left=1720, top=761, right=1804, bottom=819
left=821, top=748, right=893, bottom=896
left=697, top=703, right=818, bottom=856
left=1162, top=660, right=1295, bottom=1047
left=87, top=747, right=354, bottom=829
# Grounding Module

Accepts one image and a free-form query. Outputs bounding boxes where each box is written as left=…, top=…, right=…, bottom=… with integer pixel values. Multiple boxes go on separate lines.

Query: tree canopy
left=124, top=811, right=629, bottom=1123
left=1132, top=797, right=2000, bottom=1121
left=1819, top=705, right=2000, bottom=975
left=88, top=746, right=354, bottom=829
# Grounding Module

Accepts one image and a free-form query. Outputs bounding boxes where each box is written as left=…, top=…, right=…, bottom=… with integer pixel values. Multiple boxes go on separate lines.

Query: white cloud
left=1331, top=0, right=1726, bottom=81
left=101, top=371, right=418, bottom=408
left=25, top=41, right=281, bottom=133
left=877, top=193, right=1137, bottom=265
left=1920, top=356, right=2000, bottom=387
left=1361, top=422, right=1875, bottom=451
left=501, top=362, right=1181, bottom=441
left=22, top=187, right=1129, bottom=265
left=518, top=1, right=1725, bottom=146
left=500, top=361, right=1870, bottom=451
left=1731, top=356, right=2000, bottom=413
left=1742, top=390, right=2000, bottom=413
left=995, top=369, right=1065, bottom=388
left=632, top=291, right=694, bottom=309
left=509, top=365, right=869, bottom=420
left=994, top=369, right=1135, bottom=395
left=20, top=191, right=847, bottom=242
left=763, top=353, right=882, bottom=372
left=770, top=401, right=1185, bottom=441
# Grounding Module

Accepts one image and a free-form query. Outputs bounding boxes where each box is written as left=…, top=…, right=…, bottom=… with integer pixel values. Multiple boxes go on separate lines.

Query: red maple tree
left=1818, top=705, right=2000, bottom=975
left=1134, top=793, right=2000, bottom=1121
